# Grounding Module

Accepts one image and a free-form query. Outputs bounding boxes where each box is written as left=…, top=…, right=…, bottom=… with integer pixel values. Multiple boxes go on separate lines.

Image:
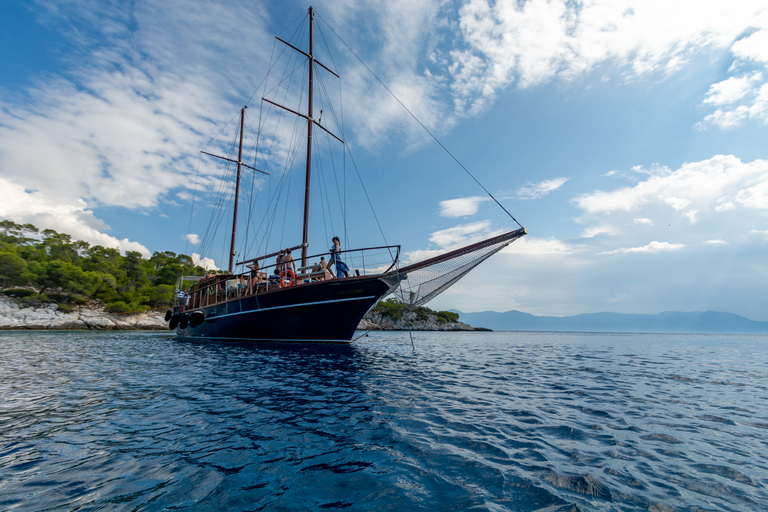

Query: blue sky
left=1, top=0, right=768, bottom=320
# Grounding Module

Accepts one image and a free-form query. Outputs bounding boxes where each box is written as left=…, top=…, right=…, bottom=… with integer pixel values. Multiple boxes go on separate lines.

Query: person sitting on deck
left=246, top=262, right=261, bottom=293
left=237, top=274, right=248, bottom=294
left=275, top=250, right=285, bottom=274
left=317, top=257, right=330, bottom=280
left=329, top=236, right=349, bottom=278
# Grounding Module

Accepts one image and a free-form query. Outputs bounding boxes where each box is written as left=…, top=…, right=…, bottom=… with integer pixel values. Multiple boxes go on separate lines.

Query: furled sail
left=381, top=227, right=526, bottom=309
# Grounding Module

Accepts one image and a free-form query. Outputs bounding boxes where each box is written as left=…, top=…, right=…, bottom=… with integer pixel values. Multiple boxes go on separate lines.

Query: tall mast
left=201, top=107, right=269, bottom=272
left=229, top=106, right=246, bottom=273
left=267, top=7, right=342, bottom=268
left=301, top=6, right=315, bottom=268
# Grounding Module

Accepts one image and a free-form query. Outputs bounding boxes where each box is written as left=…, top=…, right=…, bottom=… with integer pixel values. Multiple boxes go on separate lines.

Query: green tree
left=123, top=251, right=145, bottom=287
left=0, top=218, right=209, bottom=312
left=41, top=229, right=79, bottom=263
left=0, top=250, right=28, bottom=287
left=42, top=261, right=103, bottom=296
left=139, top=284, right=175, bottom=307
left=0, top=220, right=39, bottom=245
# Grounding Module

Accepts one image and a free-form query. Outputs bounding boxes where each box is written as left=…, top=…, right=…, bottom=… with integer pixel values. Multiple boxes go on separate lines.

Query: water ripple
left=1, top=330, right=768, bottom=510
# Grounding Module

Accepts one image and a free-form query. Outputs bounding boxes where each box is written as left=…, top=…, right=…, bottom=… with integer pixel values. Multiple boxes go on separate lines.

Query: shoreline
left=0, top=296, right=486, bottom=332
left=0, top=296, right=168, bottom=331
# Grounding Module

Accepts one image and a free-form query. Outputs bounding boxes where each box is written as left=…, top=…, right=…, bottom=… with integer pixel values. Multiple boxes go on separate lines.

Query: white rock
left=0, top=296, right=168, bottom=330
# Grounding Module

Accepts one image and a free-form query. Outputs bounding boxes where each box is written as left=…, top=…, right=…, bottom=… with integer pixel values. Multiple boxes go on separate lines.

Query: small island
left=360, top=298, right=484, bottom=332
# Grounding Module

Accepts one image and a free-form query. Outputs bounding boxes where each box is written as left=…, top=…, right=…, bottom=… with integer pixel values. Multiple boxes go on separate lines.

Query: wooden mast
left=301, top=6, right=315, bottom=268
left=229, top=106, right=246, bottom=273
left=200, top=107, right=268, bottom=273
left=269, top=7, right=342, bottom=268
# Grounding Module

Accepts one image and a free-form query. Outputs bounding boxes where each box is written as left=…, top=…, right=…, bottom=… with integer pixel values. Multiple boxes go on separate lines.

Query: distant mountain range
left=453, top=310, right=768, bottom=334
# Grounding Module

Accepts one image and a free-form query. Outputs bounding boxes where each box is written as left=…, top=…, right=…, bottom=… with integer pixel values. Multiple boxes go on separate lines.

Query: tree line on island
left=0, top=219, right=461, bottom=323
left=0, top=220, right=209, bottom=314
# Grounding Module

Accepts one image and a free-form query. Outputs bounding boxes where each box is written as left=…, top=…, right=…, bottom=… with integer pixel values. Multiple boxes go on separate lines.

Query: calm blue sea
left=1, top=330, right=767, bottom=511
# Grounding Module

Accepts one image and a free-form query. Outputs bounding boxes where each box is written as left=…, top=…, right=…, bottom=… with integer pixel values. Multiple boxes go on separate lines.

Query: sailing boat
left=166, top=7, right=526, bottom=342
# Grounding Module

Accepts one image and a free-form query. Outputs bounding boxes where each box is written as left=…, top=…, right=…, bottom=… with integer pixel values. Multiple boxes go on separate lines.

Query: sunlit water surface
left=1, top=330, right=767, bottom=511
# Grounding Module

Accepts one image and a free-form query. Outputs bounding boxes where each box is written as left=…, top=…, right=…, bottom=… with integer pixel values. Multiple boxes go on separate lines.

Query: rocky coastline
left=357, top=310, right=484, bottom=331
left=0, top=296, right=168, bottom=330
left=0, top=296, right=485, bottom=332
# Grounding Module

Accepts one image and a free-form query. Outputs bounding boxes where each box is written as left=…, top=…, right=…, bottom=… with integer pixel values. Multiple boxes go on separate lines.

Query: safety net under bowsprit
left=381, top=227, right=527, bottom=309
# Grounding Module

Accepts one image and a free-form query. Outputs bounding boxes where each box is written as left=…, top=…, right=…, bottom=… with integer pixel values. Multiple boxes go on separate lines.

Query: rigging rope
left=315, top=11, right=523, bottom=230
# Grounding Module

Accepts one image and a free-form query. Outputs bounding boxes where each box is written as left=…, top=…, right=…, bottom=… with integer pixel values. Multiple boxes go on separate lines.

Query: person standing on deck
left=329, top=236, right=349, bottom=278
left=283, top=249, right=296, bottom=273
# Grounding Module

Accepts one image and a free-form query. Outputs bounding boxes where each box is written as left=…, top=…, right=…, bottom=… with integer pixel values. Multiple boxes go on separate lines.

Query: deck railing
left=175, top=244, right=400, bottom=310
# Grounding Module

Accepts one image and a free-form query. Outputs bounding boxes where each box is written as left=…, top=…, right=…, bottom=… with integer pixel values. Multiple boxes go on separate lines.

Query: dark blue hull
left=173, top=275, right=390, bottom=343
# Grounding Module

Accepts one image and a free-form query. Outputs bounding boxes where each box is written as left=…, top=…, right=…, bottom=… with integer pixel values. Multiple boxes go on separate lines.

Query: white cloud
left=403, top=220, right=504, bottom=264
left=599, top=241, right=685, bottom=255
left=449, top=0, right=768, bottom=114
left=715, top=201, right=735, bottom=212
left=699, top=29, right=768, bottom=129
left=701, top=106, right=752, bottom=129
left=515, top=177, right=568, bottom=200
left=0, top=68, right=228, bottom=210
left=439, top=196, right=489, bottom=217
left=582, top=225, right=618, bottom=238
left=735, top=175, right=768, bottom=209
left=501, top=236, right=575, bottom=256
left=703, top=239, right=728, bottom=245
left=428, top=220, right=501, bottom=248
left=575, top=155, right=768, bottom=215
left=0, top=1, right=274, bottom=259
left=664, top=197, right=691, bottom=211
left=445, top=1, right=768, bottom=131
left=183, top=233, right=201, bottom=244
left=191, top=253, right=218, bottom=271
left=0, top=177, right=150, bottom=257
left=4, top=1, right=767, bottom=247
left=732, top=29, right=768, bottom=64
left=703, top=74, right=761, bottom=106
left=574, top=155, right=768, bottom=260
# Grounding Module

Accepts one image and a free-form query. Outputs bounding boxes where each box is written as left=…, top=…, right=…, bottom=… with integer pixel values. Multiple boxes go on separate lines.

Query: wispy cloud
left=572, top=155, right=768, bottom=259
left=404, top=220, right=503, bottom=263
left=599, top=241, right=686, bottom=255
left=581, top=225, right=618, bottom=238
left=439, top=196, right=489, bottom=217
left=0, top=0, right=272, bottom=255
left=515, top=178, right=568, bottom=200
left=575, top=156, right=768, bottom=215
left=699, top=29, right=768, bottom=129
left=447, top=0, right=768, bottom=118
left=501, top=236, right=576, bottom=256
left=428, top=220, right=500, bottom=248
left=703, top=73, right=762, bottom=106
